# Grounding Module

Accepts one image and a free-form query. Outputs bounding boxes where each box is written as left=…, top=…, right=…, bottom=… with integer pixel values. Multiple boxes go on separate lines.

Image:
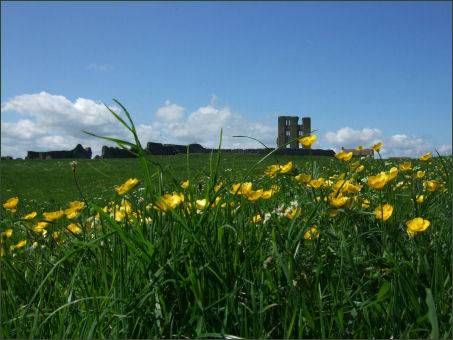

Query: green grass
left=0, top=154, right=334, bottom=211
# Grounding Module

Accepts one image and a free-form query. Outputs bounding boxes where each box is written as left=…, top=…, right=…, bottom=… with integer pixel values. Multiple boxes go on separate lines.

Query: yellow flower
left=246, top=189, right=263, bottom=201
left=304, top=225, right=319, bottom=240
left=230, top=182, right=253, bottom=195
left=3, top=197, right=19, bottom=212
left=155, top=193, right=184, bottom=212
left=298, top=134, right=317, bottom=148
left=181, top=180, right=190, bottom=189
left=1, top=229, right=13, bottom=238
left=265, top=164, right=280, bottom=177
left=406, top=217, right=430, bottom=237
left=279, top=161, right=293, bottom=174
left=416, top=195, right=424, bottom=204
left=52, top=231, right=61, bottom=239
left=196, top=199, right=208, bottom=210
left=356, top=146, right=364, bottom=150
left=286, top=207, right=301, bottom=220
left=386, top=167, right=398, bottom=182
left=367, top=173, right=388, bottom=189
left=295, top=173, right=311, bottom=184
left=10, top=239, right=26, bottom=251
left=329, top=195, right=349, bottom=208
left=251, top=214, right=262, bottom=224
left=23, top=211, right=37, bottom=220
left=372, top=142, right=383, bottom=152
left=419, top=152, right=432, bottom=161
left=335, top=150, right=353, bottom=161
left=361, top=198, right=370, bottom=209
left=114, top=210, right=126, bottom=222
left=356, top=165, right=365, bottom=173
left=399, top=162, right=412, bottom=172
left=424, top=180, right=438, bottom=192
left=115, top=178, right=140, bottom=195
left=33, top=222, right=49, bottom=234
left=414, top=171, right=425, bottom=179
left=309, top=177, right=325, bottom=189
left=261, top=189, right=275, bottom=200
left=43, top=210, right=65, bottom=221
left=374, top=203, right=393, bottom=221
left=67, top=223, right=82, bottom=234
left=68, top=201, right=85, bottom=210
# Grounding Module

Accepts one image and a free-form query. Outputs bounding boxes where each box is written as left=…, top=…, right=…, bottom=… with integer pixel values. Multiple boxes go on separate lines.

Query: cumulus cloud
left=1, top=92, right=133, bottom=157
left=1, top=92, right=275, bottom=158
left=323, top=127, right=451, bottom=157
left=155, top=100, right=185, bottom=122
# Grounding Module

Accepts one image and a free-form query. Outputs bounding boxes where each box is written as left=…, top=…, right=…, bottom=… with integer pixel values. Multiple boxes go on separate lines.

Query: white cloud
left=2, top=92, right=449, bottom=159
left=1, top=92, right=275, bottom=158
left=324, top=127, right=383, bottom=148
left=155, top=100, right=185, bottom=122
left=323, top=127, right=450, bottom=158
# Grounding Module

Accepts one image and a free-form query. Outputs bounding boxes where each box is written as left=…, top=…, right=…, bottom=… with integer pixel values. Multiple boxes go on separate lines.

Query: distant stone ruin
left=101, top=146, right=138, bottom=158
left=146, top=142, right=208, bottom=155
left=26, top=144, right=92, bottom=160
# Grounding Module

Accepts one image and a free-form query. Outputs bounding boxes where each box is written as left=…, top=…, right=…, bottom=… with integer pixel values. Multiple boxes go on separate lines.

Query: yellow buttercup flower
left=329, top=195, right=349, bottom=208
left=355, top=165, right=365, bottom=173
left=309, top=178, right=325, bottom=189
left=181, top=180, right=190, bottom=189
left=406, top=217, right=430, bottom=237
left=246, top=189, right=263, bottom=201
left=43, top=210, right=65, bottom=221
left=251, top=214, right=262, bottom=224
left=33, top=222, right=49, bottom=234
left=298, top=134, right=317, bottom=148
left=3, top=197, right=19, bottom=212
left=367, top=173, right=388, bottom=189
left=1, top=229, right=13, bottom=238
left=356, top=146, right=364, bottom=151
left=424, top=180, right=438, bottom=192
left=279, top=161, right=293, bottom=174
left=304, top=225, right=319, bottom=240
left=68, top=201, right=85, bottom=210
left=214, top=182, right=223, bottom=192
left=115, top=178, right=140, bottom=195
left=361, top=198, right=370, bottom=209
left=230, top=182, right=253, bottom=196
left=265, top=164, right=280, bottom=177
left=261, top=189, right=275, bottom=200
left=372, top=142, right=383, bottom=152
left=416, top=195, right=424, bottom=204
left=286, top=207, right=301, bottom=220
left=374, top=203, right=393, bottom=221
left=196, top=199, right=208, bottom=210
left=419, top=152, right=432, bottom=161
left=155, top=193, right=184, bottom=212
left=399, top=162, right=412, bottom=172
left=295, top=173, right=311, bottom=184
left=414, top=171, right=425, bottom=179
left=10, top=239, right=26, bottom=251
left=67, top=223, right=82, bottom=234
left=386, top=167, right=398, bottom=182
left=335, top=150, right=353, bottom=161
left=23, top=211, right=37, bottom=220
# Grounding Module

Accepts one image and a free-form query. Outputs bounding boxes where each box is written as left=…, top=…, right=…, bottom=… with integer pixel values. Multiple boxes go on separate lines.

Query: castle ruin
left=277, top=116, right=311, bottom=149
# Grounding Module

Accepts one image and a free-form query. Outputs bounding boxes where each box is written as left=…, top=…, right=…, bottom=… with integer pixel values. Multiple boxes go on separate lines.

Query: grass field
left=1, top=110, right=452, bottom=338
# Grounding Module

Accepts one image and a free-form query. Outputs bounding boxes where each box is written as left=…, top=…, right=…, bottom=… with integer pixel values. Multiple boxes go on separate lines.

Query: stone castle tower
left=277, top=116, right=311, bottom=149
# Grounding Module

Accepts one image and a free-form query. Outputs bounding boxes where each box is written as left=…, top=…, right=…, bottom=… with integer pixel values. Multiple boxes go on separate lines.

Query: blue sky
left=1, top=1, right=452, bottom=157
